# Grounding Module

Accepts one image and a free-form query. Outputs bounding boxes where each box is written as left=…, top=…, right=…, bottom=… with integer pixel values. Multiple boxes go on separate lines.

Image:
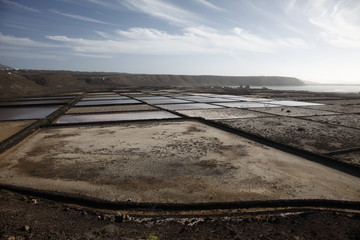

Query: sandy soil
left=0, top=120, right=36, bottom=142
left=303, top=114, right=360, bottom=130
left=0, top=120, right=359, bottom=203
left=177, top=108, right=272, bottom=120
left=217, top=116, right=360, bottom=155
left=250, top=106, right=338, bottom=117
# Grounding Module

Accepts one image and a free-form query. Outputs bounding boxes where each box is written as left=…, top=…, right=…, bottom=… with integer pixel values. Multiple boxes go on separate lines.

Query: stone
left=100, top=224, right=119, bottom=235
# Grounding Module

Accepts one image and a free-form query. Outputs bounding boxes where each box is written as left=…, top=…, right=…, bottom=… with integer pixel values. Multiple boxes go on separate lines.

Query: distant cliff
left=75, top=73, right=305, bottom=87
left=0, top=64, right=14, bottom=71
left=0, top=71, right=305, bottom=98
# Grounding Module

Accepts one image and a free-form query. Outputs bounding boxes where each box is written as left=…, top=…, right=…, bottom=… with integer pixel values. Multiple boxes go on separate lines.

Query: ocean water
left=247, top=85, right=360, bottom=93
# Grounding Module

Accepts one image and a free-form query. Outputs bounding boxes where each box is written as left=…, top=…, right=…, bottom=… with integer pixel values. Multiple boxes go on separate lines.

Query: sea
left=242, top=85, right=360, bottom=93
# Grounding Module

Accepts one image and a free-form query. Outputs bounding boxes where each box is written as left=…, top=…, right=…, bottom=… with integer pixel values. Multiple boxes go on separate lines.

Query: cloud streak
left=46, top=26, right=308, bottom=55
left=50, top=9, right=116, bottom=26
left=307, top=0, right=360, bottom=49
left=122, top=0, right=202, bottom=26
left=0, top=32, right=57, bottom=48
left=194, top=0, right=224, bottom=11
left=0, top=0, right=41, bottom=12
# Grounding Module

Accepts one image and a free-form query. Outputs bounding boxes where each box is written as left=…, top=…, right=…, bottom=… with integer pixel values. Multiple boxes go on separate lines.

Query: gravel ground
left=216, top=116, right=360, bottom=155
left=1, top=189, right=360, bottom=240
left=302, top=114, right=360, bottom=129
left=250, top=106, right=338, bottom=117
left=176, top=108, right=272, bottom=119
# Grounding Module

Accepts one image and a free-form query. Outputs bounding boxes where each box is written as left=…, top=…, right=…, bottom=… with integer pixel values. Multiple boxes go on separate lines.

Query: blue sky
left=0, top=0, right=359, bottom=83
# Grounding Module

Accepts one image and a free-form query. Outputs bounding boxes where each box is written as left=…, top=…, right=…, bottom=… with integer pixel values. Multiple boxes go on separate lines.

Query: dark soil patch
left=1, top=189, right=360, bottom=240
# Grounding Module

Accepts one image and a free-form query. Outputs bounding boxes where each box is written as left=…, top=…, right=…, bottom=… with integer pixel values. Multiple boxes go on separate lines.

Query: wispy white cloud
left=284, top=0, right=298, bottom=13
left=244, top=0, right=308, bottom=36
left=86, top=0, right=120, bottom=9
left=0, top=0, right=41, bottom=12
left=50, top=9, right=116, bottom=26
left=0, top=32, right=57, bottom=48
left=46, top=26, right=308, bottom=55
left=94, top=31, right=111, bottom=38
left=73, top=53, right=113, bottom=58
left=307, top=0, right=360, bottom=49
left=194, top=0, right=224, bottom=11
left=122, top=0, right=202, bottom=26
left=0, top=49, right=64, bottom=60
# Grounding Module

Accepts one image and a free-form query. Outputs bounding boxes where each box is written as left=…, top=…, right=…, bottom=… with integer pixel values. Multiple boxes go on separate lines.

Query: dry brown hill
left=0, top=71, right=304, bottom=98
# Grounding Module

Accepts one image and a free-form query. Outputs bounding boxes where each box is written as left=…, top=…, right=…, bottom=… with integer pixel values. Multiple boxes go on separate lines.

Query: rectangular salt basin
left=135, top=96, right=173, bottom=100
left=156, top=103, right=223, bottom=110
left=227, top=97, right=272, bottom=102
left=66, top=104, right=157, bottom=114
left=0, top=99, right=69, bottom=106
left=0, top=106, right=61, bottom=120
left=143, top=99, right=193, bottom=105
left=56, top=111, right=181, bottom=124
left=75, top=99, right=140, bottom=106
left=121, top=94, right=154, bottom=97
left=173, top=95, right=208, bottom=100
left=81, top=96, right=130, bottom=101
left=214, top=102, right=278, bottom=108
left=85, top=94, right=120, bottom=98
left=264, top=100, right=324, bottom=107
left=193, top=98, right=239, bottom=103
left=18, top=96, right=77, bottom=101
left=208, top=94, right=240, bottom=98
left=190, top=93, right=216, bottom=96
left=175, top=96, right=238, bottom=103
left=86, top=92, right=117, bottom=95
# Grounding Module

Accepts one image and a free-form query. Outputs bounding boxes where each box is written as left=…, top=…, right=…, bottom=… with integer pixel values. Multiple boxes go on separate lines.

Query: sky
left=0, top=0, right=360, bottom=84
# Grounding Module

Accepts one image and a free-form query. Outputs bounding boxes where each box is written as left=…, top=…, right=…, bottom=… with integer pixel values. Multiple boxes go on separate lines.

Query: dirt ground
left=302, top=114, right=360, bottom=130
left=0, top=120, right=35, bottom=142
left=177, top=108, right=272, bottom=119
left=1, top=189, right=360, bottom=240
left=1, top=88, right=360, bottom=239
left=0, top=120, right=359, bottom=203
left=217, top=116, right=360, bottom=155
left=249, top=106, right=338, bottom=117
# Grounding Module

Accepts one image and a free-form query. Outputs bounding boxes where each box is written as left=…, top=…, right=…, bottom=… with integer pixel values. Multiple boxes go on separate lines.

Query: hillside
left=0, top=64, right=14, bottom=71
left=0, top=71, right=305, bottom=98
left=104, top=74, right=304, bottom=87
